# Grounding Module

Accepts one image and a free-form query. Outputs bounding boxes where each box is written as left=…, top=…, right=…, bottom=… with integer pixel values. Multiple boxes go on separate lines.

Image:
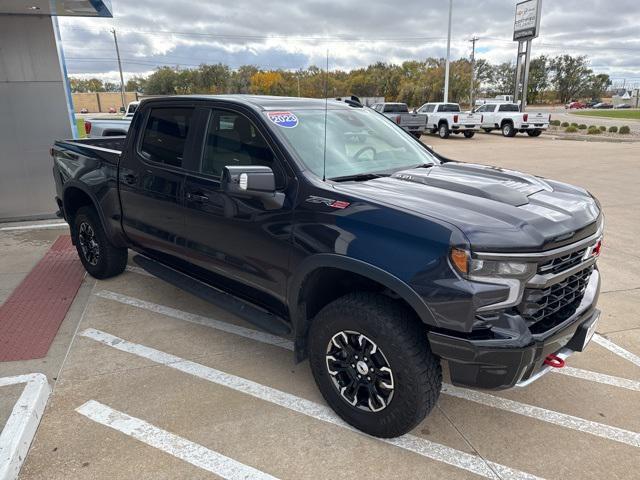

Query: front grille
left=519, top=266, right=594, bottom=333
left=538, top=248, right=587, bottom=274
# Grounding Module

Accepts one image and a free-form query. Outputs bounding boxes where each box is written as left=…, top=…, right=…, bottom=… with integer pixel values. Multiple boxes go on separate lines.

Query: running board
left=133, top=255, right=291, bottom=336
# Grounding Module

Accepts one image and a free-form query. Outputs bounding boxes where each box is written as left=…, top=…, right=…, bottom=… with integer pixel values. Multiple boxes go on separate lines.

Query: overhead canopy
left=0, top=0, right=112, bottom=17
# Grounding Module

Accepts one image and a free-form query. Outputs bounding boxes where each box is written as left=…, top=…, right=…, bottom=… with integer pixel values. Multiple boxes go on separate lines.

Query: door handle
left=186, top=192, right=209, bottom=203
left=123, top=173, right=138, bottom=185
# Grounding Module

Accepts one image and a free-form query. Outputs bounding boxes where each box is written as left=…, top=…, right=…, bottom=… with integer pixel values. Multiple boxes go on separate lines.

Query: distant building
left=612, top=89, right=639, bottom=108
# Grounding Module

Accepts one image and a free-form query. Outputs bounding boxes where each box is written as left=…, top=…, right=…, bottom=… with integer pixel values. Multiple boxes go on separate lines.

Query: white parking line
left=442, top=384, right=640, bottom=448
left=0, top=222, right=67, bottom=232
left=80, top=328, right=542, bottom=480
left=96, top=289, right=640, bottom=448
left=593, top=334, right=640, bottom=368
left=553, top=366, right=640, bottom=392
left=97, top=289, right=640, bottom=392
left=0, top=374, right=51, bottom=480
left=96, top=290, right=640, bottom=447
left=95, top=290, right=293, bottom=350
left=76, top=400, right=280, bottom=480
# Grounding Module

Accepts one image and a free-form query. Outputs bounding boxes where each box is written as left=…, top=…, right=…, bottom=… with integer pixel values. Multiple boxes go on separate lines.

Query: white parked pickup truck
left=370, top=102, right=428, bottom=138
left=474, top=103, right=550, bottom=137
left=416, top=103, right=482, bottom=139
left=122, top=101, right=140, bottom=119
left=83, top=117, right=131, bottom=138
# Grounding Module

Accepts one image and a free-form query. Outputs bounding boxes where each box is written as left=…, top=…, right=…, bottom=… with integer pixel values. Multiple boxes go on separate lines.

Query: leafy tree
left=126, top=76, right=146, bottom=93
left=585, top=73, right=611, bottom=100
left=144, top=67, right=180, bottom=95
left=489, top=62, right=516, bottom=96
left=527, top=56, right=550, bottom=104
left=250, top=71, right=287, bottom=95
left=549, top=55, right=593, bottom=103
left=69, top=78, right=106, bottom=93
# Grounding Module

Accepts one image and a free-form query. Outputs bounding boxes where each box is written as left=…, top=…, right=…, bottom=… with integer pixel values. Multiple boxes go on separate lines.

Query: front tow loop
left=543, top=354, right=566, bottom=368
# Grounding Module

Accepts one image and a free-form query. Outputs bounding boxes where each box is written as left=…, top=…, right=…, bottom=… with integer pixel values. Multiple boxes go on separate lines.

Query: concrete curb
left=0, top=374, right=51, bottom=480
left=543, top=132, right=640, bottom=143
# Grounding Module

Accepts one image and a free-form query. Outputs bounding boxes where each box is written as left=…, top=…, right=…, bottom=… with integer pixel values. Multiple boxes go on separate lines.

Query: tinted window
left=439, top=104, right=460, bottom=112
left=201, top=110, right=280, bottom=183
left=383, top=104, right=409, bottom=113
left=498, top=104, right=520, bottom=112
left=140, top=108, right=194, bottom=167
left=420, top=104, right=435, bottom=113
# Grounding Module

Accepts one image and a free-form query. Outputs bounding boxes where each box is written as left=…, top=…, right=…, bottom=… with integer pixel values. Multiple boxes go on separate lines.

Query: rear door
left=482, top=104, right=498, bottom=126
left=181, top=106, right=296, bottom=311
left=119, top=105, right=197, bottom=261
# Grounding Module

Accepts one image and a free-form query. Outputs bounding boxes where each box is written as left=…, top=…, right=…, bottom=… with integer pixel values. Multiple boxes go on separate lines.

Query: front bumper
left=428, top=268, right=600, bottom=390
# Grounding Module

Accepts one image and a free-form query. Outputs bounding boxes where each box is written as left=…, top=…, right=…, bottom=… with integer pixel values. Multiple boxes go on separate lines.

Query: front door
left=182, top=107, right=296, bottom=313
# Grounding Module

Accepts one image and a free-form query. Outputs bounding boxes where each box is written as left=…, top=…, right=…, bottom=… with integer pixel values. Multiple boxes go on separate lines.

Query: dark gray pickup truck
left=52, top=95, right=603, bottom=438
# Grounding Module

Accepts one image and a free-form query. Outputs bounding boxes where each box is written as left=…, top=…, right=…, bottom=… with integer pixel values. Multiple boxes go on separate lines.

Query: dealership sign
left=513, top=0, right=541, bottom=41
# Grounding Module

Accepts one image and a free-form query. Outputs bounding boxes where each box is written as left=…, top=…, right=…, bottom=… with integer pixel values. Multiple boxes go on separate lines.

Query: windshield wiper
left=329, top=172, right=387, bottom=182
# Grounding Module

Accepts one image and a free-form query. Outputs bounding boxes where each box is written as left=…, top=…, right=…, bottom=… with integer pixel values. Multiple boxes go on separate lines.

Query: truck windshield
left=268, top=108, right=438, bottom=180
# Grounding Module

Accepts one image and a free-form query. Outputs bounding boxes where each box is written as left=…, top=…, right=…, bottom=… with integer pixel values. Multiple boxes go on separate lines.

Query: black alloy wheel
left=78, top=221, right=100, bottom=266
left=325, top=330, right=394, bottom=412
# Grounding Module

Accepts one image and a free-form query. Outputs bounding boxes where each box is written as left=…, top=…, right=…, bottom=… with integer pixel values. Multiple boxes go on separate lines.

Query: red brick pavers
left=0, top=236, right=85, bottom=361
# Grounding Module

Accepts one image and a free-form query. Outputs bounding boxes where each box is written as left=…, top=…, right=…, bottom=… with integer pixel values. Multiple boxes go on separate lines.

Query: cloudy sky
left=59, top=0, right=640, bottom=88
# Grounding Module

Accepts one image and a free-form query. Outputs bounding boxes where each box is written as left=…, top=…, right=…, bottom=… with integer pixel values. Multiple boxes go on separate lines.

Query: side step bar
left=133, top=255, right=291, bottom=336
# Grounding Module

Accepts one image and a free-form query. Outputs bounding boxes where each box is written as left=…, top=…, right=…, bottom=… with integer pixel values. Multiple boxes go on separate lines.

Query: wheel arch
left=500, top=118, right=514, bottom=128
left=288, top=254, right=436, bottom=362
left=62, top=183, right=117, bottom=246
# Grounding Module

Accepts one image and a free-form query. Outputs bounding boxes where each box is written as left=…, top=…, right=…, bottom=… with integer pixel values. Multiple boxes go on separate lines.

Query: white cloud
left=58, top=0, right=640, bottom=87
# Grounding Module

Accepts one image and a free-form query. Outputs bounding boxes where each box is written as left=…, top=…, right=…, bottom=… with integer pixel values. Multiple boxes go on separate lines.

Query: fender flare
left=288, top=254, right=437, bottom=361
left=62, top=181, right=125, bottom=247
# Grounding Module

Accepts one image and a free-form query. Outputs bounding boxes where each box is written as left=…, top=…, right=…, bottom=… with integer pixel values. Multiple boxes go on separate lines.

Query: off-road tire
left=438, top=123, right=450, bottom=139
left=73, top=206, right=127, bottom=279
left=527, top=129, right=542, bottom=137
left=502, top=122, right=516, bottom=137
left=463, top=130, right=475, bottom=138
left=308, top=292, right=442, bottom=438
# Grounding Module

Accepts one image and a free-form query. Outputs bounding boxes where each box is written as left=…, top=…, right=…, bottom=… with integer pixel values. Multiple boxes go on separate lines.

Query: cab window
left=201, top=110, right=284, bottom=187
left=140, top=108, right=194, bottom=167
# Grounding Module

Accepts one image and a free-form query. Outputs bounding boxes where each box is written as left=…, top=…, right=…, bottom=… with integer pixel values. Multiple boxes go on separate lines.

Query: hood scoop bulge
left=391, top=166, right=532, bottom=207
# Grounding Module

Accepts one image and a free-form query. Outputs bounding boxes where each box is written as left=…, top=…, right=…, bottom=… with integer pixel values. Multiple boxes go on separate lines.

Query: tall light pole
left=469, top=36, right=478, bottom=108
left=443, top=0, right=453, bottom=102
left=111, top=28, right=126, bottom=111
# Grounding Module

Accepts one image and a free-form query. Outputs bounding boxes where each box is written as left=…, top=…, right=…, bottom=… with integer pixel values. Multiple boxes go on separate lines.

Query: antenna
left=322, top=49, right=329, bottom=182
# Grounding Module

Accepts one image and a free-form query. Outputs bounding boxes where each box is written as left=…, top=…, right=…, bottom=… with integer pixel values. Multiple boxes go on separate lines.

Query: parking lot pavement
left=1, top=134, right=639, bottom=479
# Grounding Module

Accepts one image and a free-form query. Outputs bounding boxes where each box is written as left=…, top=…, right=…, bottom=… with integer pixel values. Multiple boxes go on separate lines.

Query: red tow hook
left=544, top=354, right=565, bottom=368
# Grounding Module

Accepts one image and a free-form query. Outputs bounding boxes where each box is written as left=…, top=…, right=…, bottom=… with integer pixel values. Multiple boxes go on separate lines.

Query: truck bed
left=72, top=137, right=125, bottom=152
left=54, top=137, right=124, bottom=165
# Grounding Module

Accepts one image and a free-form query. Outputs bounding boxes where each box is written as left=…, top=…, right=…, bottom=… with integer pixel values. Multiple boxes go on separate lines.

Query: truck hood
left=334, top=162, right=601, bottom=252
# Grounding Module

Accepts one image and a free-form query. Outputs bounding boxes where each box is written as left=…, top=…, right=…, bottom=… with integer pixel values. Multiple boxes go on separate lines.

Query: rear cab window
left=438, top=104, right=461, bottom=112
left=383, top=104, right=409, bottom=113
left=498, top=104, right=520, bottom=112
left=140, top=107, right=194, bottom=167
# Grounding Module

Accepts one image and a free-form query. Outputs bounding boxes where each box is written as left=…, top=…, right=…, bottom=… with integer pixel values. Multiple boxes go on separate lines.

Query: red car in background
left=565, top=101, right=586, bottom=109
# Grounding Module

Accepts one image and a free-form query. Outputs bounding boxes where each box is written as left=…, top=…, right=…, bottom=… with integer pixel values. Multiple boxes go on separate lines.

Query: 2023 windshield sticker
left=266, top=111, right=299, bottom=128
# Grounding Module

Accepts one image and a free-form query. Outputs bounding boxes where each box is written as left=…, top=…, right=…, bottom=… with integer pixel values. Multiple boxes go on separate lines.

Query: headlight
left=450, top=248, right=537, bottom=311
left=469, top=258, right=536, bottom=278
